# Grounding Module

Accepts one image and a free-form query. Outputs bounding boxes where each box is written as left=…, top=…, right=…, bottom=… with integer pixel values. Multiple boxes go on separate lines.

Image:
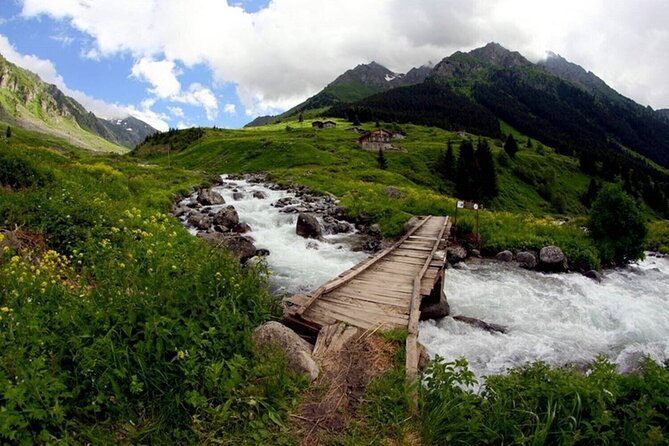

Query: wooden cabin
left=323, top=121, right=337, bottom=128
left=358, top=129, right=393, bottom=151
left=312, top=121, right=324, bottom=129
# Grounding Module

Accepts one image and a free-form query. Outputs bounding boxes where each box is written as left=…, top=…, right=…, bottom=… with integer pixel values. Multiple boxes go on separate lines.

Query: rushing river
left=183, top=177, right=669, bottom=378
left=419, top=256, right=669, bottom=379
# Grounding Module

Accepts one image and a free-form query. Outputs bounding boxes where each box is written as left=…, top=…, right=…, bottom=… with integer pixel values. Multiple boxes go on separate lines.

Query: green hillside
left=135, top=118, right=667, bottom=269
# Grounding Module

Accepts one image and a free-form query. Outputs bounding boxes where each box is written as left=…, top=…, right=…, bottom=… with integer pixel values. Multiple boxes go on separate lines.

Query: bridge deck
left=286, top=215, right=451, bottom=332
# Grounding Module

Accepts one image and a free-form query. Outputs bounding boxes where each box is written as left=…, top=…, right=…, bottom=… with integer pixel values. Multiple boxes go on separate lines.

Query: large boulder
left=517, top=251, right=537, bottom=269
left=495, top=250, right=513, bottom=262
left=420, top=294, right=450, bottom=320
left=383, top=186, right=405, bottom=199
left=188, top=213, right=212, bottom=231
left=213, top=205, right=240, bottom=229
left=447, top=246, right=468, bottom=264
left=538, top=245, right=568, bottom=272
left=252, top=190, right=267, bottom=199
left=584, top=270, right=602, bottom=283
left=296, top=213, right=322, bottom=239
left=197, top=188, right=226, bottom=206
left=253, top=322, right=319, bottom=381
left=198, top=233, right=257, bottom=262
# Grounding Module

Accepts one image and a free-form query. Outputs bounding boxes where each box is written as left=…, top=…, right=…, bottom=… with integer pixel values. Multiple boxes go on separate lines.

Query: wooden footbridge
left=285, top=215, right=451, bottom=378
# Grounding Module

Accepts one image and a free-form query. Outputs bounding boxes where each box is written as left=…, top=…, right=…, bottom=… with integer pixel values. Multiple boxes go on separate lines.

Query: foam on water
left=208, top=177, right=367, bottom=295
left=419, top=256, right=669, bottom=379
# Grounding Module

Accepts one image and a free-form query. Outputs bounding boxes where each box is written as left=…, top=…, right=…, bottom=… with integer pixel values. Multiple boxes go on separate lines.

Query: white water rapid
left=186, top=177, right=367, bottom=295
left=419, top=256, right=669, bottom=380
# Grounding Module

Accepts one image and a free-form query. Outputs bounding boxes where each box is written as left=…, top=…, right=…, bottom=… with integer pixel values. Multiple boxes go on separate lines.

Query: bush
left=420, top=356, right=669, bottom=445
left=589, top=183, right=647, bottom=265
left=0, top=150, right=52, bottom=189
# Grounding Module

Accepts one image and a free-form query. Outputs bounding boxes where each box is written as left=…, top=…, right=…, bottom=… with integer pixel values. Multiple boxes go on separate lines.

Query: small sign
left=457, top=200, right=464, bottom=209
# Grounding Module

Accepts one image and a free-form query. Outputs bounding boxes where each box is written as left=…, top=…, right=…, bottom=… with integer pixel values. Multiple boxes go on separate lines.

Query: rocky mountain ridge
left=0, top=53, right=157, bottom=150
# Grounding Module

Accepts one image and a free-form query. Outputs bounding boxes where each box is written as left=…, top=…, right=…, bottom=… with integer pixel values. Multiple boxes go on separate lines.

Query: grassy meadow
left=1, top=117, right=667, bottom=444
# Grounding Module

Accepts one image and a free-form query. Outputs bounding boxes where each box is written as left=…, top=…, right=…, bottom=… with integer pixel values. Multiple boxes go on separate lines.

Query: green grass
left=0, top=130, right=304, bottom=444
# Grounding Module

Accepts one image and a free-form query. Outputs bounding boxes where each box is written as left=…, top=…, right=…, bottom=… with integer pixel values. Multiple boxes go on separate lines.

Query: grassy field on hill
left=135, top=119, right=616, bottom=268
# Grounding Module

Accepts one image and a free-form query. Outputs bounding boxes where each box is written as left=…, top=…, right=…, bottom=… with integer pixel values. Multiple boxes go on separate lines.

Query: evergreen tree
left=352, top=113, right=361, bottom=126
left=475, top=138, right=498, bottom=201
left=298, top=113, right=304, bottom=125
left=589, top=183, right=647, bottom=265
left=5, top=126, right=10, bottom=139
left=377, top=148, right=387, bottom=170
left=444, top=140, right=455, bottom=181
left=455, top=139, right=476, bottom=200
left=526, top=137, right=533, bottom=148
left=581, top=178, right=600, bottom=207
left=504, top=134, right=518, bottom=157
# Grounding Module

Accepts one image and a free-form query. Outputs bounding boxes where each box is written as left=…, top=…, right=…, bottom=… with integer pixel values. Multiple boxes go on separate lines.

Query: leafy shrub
left=420, top=357, right=669, bottom=445
left=0, top=149, right=52, bottom=189
left=589, top=183, right=647, bottom=265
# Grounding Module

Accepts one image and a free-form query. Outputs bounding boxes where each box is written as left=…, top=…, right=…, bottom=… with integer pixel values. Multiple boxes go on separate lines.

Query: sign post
left=453, top=200, right=481, bottom=249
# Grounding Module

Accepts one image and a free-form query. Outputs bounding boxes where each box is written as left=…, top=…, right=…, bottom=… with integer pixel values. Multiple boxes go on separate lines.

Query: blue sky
left=1, top=0, right=667, bottom=131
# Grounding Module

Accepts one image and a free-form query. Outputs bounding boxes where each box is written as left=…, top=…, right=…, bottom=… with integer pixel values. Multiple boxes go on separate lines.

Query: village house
left=323, top=120, right=337, bottom=128
left=392, top=131, right=406, bottom=140
left=311, top=121, right=324, bottom=129
left=358, top=129, right=393, bottom=151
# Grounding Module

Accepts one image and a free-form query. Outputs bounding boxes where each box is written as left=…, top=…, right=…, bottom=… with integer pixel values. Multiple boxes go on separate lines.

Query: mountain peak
left=468, top=42, right=531, bottom=68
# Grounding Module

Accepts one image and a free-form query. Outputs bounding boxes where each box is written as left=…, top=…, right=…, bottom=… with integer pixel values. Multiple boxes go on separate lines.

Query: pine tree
left=526, top=137, right=533, bottom=148
left=298, top=113, right=304, bottom=125
left=581, top=178, right=600, bottom=207
left=475, top=138, right=498, bottom=201
left=5, top=126, right=10, bottom=139
left=444, top=140, right=455, bottom=181
left=377, top=148, right=387, bottom=170
left=455, top=139, right=476, bottom=200
left=503, top=134, right=518, bottom=157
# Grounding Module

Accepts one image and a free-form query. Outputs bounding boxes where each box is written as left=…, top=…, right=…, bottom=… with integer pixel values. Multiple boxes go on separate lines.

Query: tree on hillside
left=504, top=134, right=518, bottom=157
left=298, top=113, right=304, bottom=125
left=526, top=137, right=533, bottom=148
left=589, top=183, right=647, bottom=265
left=5, top=126, right=10, bottom=139
left=475, top=138, right=498, bottom=201
left=581, top=178, right=600, bottom=207
left=436, top=140, right=455, bottom=182
left=455, top=139, right=476, bottom=200
left=377, top=148, right=387, bottom=170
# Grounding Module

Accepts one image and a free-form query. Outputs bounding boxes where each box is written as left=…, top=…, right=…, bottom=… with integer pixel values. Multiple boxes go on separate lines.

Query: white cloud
left=131, top=57, right=182, bottom=98
left=0, top=34, right=169, bottom=131
left=167, top=106, right=184, bottom=117
left=223, top=103, right=236, bottom=114
left=18, top=0, right=669, bottom=115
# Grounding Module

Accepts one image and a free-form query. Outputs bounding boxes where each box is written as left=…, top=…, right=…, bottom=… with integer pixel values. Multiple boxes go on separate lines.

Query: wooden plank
left=320, top=294, right=408, bottom=317
left=336, top=284, right=412, bottom=301
left=316, top=300, right=409, bottom=326
left=327, top=290, right=409, bottom=308
left=346, top=277, right=413, bottom=293
left=312, top=302, right=405, bottom=330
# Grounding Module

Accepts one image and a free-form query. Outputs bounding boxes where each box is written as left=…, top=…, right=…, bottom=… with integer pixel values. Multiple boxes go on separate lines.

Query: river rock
left=197, top=188, right=226, bottom=206
left=296, top=213, right=322, bottom=239
left=171, top=204, right=190, bottom=218
left=454, top=315, right=507, bottom=334
left=539, top=245, right=568, bottom=272
left=198, top=233, right=257, bottom=262
left=252, top=321, right=319, bottom=381
left=517, top=251, right=537, bottom=269
left=255, top=248, right=270, bottom=257
left=495, top=250, right=513, bottom=262
left=252, top=190, right=267, bottom=199
left=383, top=186, right=405, bottom=199
left=368, top=223, right=382, bottom=237
left=470, top=249, right=482, bottom=258
left=418, top=342, right=429, bottom=371
left=188, top=213, right=212, bottom=231
left=420, top=294, right=450, bottom=320
left=404, top=216, right=421, bottom=233
left=584, top=270, right=602, bottom=283
left=233, top=222, right=252, bottom=234
left=447, top=246, right=468, bottom=264
left=213, top=205, right=240, bottom=229
left=232, top=191, right=245, bottom=201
